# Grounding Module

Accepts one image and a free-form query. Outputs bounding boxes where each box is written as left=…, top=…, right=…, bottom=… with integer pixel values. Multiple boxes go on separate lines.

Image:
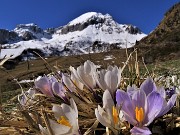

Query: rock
left=125, top=25, right=141, bottom=34
left=61, top=15, right=105, bottom=34
left=22, top=31, right=36, bottom=41
left=16, top=23, right=43, bottom=33
left=0, top=29, right=18, bottom=44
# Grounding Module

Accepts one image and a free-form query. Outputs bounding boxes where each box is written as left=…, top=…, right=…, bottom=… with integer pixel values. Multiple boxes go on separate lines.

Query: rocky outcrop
left=46, top=28, right=56, bottom=34
left=22, top=31, right=36, bottom=41
left=0, top=29, right=18, bottom=44
left=14, top=23, right=52, bottom=40
left=16, top=24, right=43, bottom=33
left=61, top=16, right=105, bottom=34
left=125, top=25, right=142, bottom=34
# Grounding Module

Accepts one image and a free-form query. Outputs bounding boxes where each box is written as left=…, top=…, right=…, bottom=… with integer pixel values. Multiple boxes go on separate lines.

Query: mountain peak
left=68, top=12, right=112, bottom=26
left=14, top=23, right=42, bottom=33
left=1, top=12, right=146, bottom=61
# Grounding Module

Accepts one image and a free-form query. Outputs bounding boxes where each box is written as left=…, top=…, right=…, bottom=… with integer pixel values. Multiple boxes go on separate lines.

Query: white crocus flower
left=70, top=70, right=84, bottom=90
left=39, top=98, right=79, bottom=135
left=39, top=125, right=48, bottom=135
left=18, top=88, right=36, bottom=106
left=95, top=65, right=121, bottom=96
left=95, top=90, right=123, bottom=135
left=165, top=76, right=171, bottom=88
left=70, top=60, right=97, bottom=90
left=62, top=73, right=77, bottom=92
left=171, top=75, right=177, bottom=85
left=175, top=78, right=180, bottom=94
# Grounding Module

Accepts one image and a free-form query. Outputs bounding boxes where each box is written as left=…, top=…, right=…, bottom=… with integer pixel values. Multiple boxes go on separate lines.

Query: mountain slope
left=0, top=12, right=146, bottom=60
left=136, top=2, right=180, bottom=63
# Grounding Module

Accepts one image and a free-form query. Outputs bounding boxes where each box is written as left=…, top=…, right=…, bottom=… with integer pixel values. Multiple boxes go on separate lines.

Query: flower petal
left=84, top=60, right=94, bottom=74
left=123, top=111, right=137, bottom=125
left=116, top=90, right=135, bottom=120
left=127, top=85, right=137, bottom=97
left=145, top=91, right=164, bottom=125
left=95, top=69, right=107, bottom=90
left=35, top=77, right=54, bottom=97
left=130, top=126, right=152, bottom=135
left=71, top=73, right=84, bottom=90
left=70, top=66, right=83, bottom=83
left=70, top=98, right=78, bottom=118
left=39, top=124, right=48, bottom=135
left=18, top=94, right=27, bottom=106
left=52, top=82, right=66, bottom=99
left=77, top=65, right=96, bottom=89
left=140, top=77, right=156, bottom=96
left=132, top=89, right=147, bottom=110
left=112, top=66, right=121, bottom=86
left=157, top=86, right=166, bottom=98
left=61, top=103, right=78, bottom=128
left=95, top=108, right=111, bottom=128
left=104, top=71, right=118, bottom=94
left=158, top=94, right=177, bottom=117
left=52, top=105, right=65, bottom=120
left=49, top=119, right=70, bottom=134
left=62, top=73, right=76, bottom=92
left=103, top=90, right=114, bottom=121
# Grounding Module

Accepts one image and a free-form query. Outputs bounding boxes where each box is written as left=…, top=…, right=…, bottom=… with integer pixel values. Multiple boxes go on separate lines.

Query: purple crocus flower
left=165, top=87, right=176, bottom=98
left=140, top=77, right=177, bottom=117
left=34, top=76, right=54, bottom=97
left=52, top=81, right=67, bottom=101
left=116, top=77, right=177, bottom=135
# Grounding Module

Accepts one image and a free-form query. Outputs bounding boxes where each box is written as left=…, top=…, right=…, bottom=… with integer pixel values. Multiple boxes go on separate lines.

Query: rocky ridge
left=136, top=2, right=180, bottom=63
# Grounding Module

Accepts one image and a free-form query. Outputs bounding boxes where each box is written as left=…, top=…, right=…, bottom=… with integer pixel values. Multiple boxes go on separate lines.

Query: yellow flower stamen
left=135, top=107, right=144, bottom=123
left=57, top=116, right=72, bottom=127
left=112, top=106, right=118, bottom=124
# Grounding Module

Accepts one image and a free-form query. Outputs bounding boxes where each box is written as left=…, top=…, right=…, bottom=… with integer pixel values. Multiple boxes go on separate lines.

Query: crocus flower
left=171, top=75, right=178, bottom=85
left=39, top=98, right=79, bottom=135
left=165, top=87, right=176, bottom=98
left=95, top=65, right=121, bottom=96
left=62, top=73, right=77, bottom=92
left=52, top=81, right=67, bottom=101
left=175, top=85, right=180, bottom=95
left=18, top=88, right=36, bottom=106
left=39, top=125, right=48, bottom=135
left=34, top=76, right=54, bottom=97
left=127, top=84, right=138, bottom=97
left=95, top=90, right=123, bottom=135
left=69, top=69, right=84, bottom=90
left=70, top=60, right=97, bottom=90
left=116, top=78, right=177, bottom=135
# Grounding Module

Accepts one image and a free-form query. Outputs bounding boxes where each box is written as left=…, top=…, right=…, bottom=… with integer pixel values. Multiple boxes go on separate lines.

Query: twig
left=83, top=120, right=99, bottom=135
left=142, top=57, right=151, bottom=77
left=17, top=104, right=40, bottom=132
left=121, top=48, right=137, bottom=72
left=41, top=107, right=54, bottom=135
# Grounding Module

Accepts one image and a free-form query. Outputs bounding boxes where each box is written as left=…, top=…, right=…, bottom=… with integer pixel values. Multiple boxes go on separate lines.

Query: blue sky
left=0, top=0, right=179, bottom=34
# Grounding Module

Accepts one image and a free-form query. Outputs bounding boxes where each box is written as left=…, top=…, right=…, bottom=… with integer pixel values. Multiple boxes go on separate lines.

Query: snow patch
left=104, top=55, right=115, bottom=60
left=68, top=12, right=99, bottom=26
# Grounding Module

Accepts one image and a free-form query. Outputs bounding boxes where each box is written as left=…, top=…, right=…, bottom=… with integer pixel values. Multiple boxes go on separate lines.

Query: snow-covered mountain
left=0, top=12, right=146, bottom=60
